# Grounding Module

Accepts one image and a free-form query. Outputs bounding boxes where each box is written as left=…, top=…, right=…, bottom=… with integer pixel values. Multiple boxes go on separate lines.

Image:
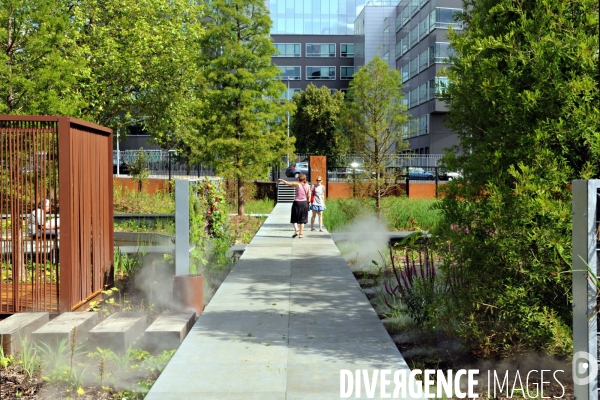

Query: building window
left=419, top=83, right=428, bottom=104
left=409, top=57, right=418, bottom=79
left=419, top=16, right=429, bottom=40
left=284, top=88, right=301, bottom=101
left=340, top=44, right=354, bottom=58
left=410, top=88, right=419, bottom=108
left=277, top=66, right=301, bottom=80
left=306, top=43, right=336, bottom=57
left=419, top=49, right=429, bottom=73
left=434, top=42, right=455, bottom=63
left=435, top=77, right=450, bottom=95
left=382, top=52, right=389, bottom=62
left=273, top=43, right=301, bottom=57
left=418, top=115, right=429, bottom=135
left=341, top=66, right=355, bottom=80
left=434, top=8, right=463, bottom=29
left=400, top=65, right=409, bottom=83
left=410, top=0, right=419, bottom=17
left=409, top=26, right=419, bottom=48
left=306, top=66, right=336, bottom=80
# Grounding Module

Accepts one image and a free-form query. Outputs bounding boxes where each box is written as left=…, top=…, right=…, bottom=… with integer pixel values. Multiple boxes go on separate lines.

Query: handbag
left=310, top=186, right=316, bottom=203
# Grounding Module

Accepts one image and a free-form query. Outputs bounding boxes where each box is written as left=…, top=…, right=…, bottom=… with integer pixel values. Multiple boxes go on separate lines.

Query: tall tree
left=70, top=0, right=205, bottom=134
left=436, top=0, right=599, bottom=357
left=0, top=0, right=84, bottom=115
left=188, top=0, right=293, bottom=216
left=291, top=83, right=347, bottom=160
left=343, top=56, right=410, bottom=214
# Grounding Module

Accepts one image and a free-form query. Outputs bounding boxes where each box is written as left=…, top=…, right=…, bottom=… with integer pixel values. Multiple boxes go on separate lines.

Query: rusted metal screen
left=309, top=155, right=327, bottom=186
left=0, top=116, right=113, bottom=314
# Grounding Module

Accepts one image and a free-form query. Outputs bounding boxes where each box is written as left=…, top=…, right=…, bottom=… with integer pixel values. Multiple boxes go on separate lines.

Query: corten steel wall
left=0, top=116, right=113, bottom=314
left=309, top=155, right=327, bottom=186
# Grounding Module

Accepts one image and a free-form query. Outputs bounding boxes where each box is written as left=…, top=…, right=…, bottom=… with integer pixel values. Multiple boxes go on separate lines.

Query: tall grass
left=113, top=186, right=174, bottom=214
left=323, top=198, right=441, bottom=232
left=227, top=198, right=275, bottom=215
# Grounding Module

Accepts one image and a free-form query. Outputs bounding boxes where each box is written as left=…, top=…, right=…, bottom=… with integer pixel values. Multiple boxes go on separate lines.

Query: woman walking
left=310, top=176, right=326, bottom=231
left=278, top=174, right=311, bottom=238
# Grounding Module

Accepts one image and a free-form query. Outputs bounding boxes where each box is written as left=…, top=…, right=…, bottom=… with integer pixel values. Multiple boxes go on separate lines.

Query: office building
left=266, top=0, right=368, bottom=99
left=356, top=0, right=462, bottom=153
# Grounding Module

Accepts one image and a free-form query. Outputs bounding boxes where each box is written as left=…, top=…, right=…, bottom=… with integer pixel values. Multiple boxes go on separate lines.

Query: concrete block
left=0, top=312, right=49, bottom=356
left=88, top=312, right=146, bottom=353
left=144, top=312, right=195, bottom=352
left=32, top=312, right=98, bottom=348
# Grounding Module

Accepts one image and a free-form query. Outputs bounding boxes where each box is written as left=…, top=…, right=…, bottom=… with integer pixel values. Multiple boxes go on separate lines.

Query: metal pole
left=116, top=128, right=120, bottom=176
left=168, top=151, right=172, bottom=181
left=287, top=79, right=290, bottom=168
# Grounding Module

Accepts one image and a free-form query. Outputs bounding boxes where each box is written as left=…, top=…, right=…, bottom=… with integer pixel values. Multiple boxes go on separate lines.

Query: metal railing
left=113, top=150, right=216, bottom=179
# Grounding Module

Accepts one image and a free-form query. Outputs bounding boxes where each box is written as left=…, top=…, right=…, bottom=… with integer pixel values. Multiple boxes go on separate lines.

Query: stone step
left=88, top=312, right=146, bottom=353
left=0, top=312, right=49, bottom=356
left=32, top=312, right=98, bottom=348
left=144, top=311, right=196, bottom=352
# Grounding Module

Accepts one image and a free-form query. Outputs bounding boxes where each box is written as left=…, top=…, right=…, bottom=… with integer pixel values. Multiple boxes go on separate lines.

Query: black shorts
left=290, top=200, right=309, bottom=224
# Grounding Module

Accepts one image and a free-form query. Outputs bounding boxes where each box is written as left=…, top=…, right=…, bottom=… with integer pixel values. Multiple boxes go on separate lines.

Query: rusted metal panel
left=1, top=116, right=113, bottom=314
left=309, top=156, right=327, bottom=187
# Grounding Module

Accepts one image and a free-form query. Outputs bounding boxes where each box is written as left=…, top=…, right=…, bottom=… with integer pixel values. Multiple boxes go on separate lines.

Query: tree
left=187, top=0, right=294, bottom=216
left=290, top=84, right=347, bottom=160
left=70, top=0, right=205, bottom=134
left=343, top=56, right=410, bottom=214
left=435, top=0, right=599, bottom=357
left=128, top=148, right=150, bottom=193
left=0, top=0, right=84, bottom=115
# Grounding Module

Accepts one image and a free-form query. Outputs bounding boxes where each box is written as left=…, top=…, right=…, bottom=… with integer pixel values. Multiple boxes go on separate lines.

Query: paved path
left=146, top=203, right=417, bottom=399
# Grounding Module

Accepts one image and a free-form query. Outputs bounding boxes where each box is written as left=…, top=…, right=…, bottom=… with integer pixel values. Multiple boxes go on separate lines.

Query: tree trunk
left=237, top=176, right=245, bottom=216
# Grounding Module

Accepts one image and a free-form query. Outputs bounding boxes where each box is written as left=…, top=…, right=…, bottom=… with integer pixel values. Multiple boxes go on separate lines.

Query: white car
left=446, top=171, right=462, bottom=180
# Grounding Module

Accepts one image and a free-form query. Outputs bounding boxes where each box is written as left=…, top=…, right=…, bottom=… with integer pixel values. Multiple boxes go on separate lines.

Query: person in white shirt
left=309, top=176, right=326, bottom=232
left=28, top=199, right=60, bottom=238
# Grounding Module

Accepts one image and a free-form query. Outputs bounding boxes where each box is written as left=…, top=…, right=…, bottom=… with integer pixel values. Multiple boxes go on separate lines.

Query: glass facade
left=274, top=43, right=301, bottom=57
left=306, top=43, right=336, bottom=57
left=278, top=66, right=302, bottom=80
left=340, top=43, right=354, bottom=57
left=269, top=0, right=366, bottom=35
left=340, top=66, right=354, bottom=79
left=306, top=66, right=336, bottom=79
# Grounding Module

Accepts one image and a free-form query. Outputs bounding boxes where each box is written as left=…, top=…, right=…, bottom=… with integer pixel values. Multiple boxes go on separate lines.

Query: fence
left=113, top=150, right=216, bottom=179
left=1, top=116, right=113, bottom=314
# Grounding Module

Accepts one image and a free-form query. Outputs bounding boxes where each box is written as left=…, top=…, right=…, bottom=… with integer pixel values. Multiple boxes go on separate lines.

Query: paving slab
left=32, top=312, right=98, bottom=348
left=0, top=312, right=49, bottom=355
left=146, top=203, right=420, bottom=399
left=143, top=311, right=195, bottom=352
left=87, top=312, right=146, bottom=353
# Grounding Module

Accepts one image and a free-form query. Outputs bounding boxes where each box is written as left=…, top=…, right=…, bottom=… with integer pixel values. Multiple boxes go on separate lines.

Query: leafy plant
left=128, top=149, right=151, bottom=193
left=0, top=335, right=14, bottom=368
left=384, top=233, right=439, bottom=327
left=19, top=338, right=40, bottom=379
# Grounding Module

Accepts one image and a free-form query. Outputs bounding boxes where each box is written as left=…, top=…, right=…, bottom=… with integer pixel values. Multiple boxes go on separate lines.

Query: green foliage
left=0, top=0, right=84, bottom=115
left=291, top=83, right=348, bottom=159
left=323, top=198, right=441, bottom=232
left=0, top=335, right=14, bottom=368
left=128, top=149, right=151, bottom=193
left=187, top=0, right=294, bottom=216
left=342, top=56, right=410, bottom=213
left=0, top=0, right=205, bottom=135
left=113, top=185, right=174, bottom=215
left=435, top=0, right=599, bottom=358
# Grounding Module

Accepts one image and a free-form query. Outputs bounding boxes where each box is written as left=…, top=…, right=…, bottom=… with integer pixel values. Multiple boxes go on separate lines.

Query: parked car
left=438, top=170, right=462, bottom=181
left=113, top=156, right=129, bottom=175
left=285, top=162, right=309, bottom=178
left=408, top=167, right=435, bottom=180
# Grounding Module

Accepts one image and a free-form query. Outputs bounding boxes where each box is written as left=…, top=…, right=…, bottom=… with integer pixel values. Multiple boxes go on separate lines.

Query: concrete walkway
left=146, top=203, right=416, bottom=399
